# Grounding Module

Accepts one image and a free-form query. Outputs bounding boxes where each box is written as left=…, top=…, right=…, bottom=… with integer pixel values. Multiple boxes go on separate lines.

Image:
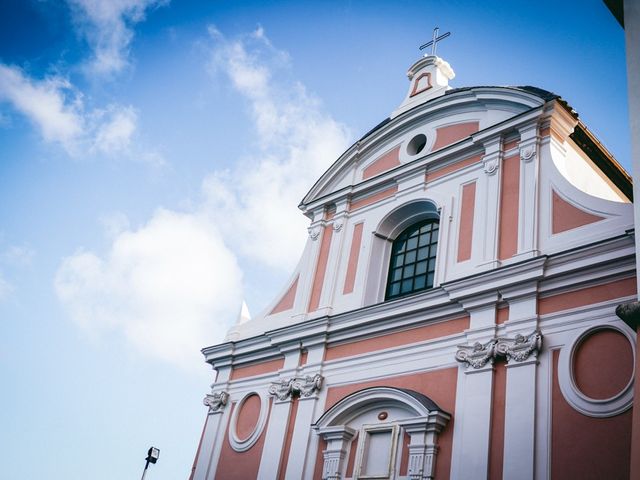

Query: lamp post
left=140, top=446, right=160, bottom=480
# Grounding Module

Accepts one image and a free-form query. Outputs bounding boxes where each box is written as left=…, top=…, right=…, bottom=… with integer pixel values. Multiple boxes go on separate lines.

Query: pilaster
left=500, top=284, right=540, bottom=480
left=450, top=300, right=497, bottom=480
left=317, top=199, right=350, bottom=313
left=479, top=137, right=503, bottom=269
left=514, top=123, right=540, bottom=260
left=257, top=344, right=300, bottom=479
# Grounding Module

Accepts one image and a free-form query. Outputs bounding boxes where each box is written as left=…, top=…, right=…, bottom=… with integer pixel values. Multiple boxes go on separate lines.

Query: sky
left=0, top=0, right=630, bottom=479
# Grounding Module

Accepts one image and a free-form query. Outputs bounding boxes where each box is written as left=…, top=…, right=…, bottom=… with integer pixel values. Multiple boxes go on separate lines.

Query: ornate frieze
left=455, top=339, right=497, bottom=369
left=456, top=331, right=542, bottom=369
left=203, top=391, right=229, bottom=413
left=268, top=373, right=324, bottom=401
left=496, top=331, right=542, bottom=362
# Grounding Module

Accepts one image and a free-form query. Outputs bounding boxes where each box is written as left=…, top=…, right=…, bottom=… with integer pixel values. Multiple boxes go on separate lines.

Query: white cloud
left=1, top=245, right=35, bottom=266
left=92, top=105, right=137, bottom=154
left=54, top=28, right=350, bottom=370
left=67, top=0, right=168, bottom=76
left=55, top=209, right=243, bottom=370
left=0, top=64, right=84, bottom=153
left=0, top=64, right=163, bottom=163
left=203, top=27, right=351, bottom=270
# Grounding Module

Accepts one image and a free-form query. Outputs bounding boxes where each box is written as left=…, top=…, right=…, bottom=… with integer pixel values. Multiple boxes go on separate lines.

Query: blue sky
left=0, top=1, right=628, bottom=479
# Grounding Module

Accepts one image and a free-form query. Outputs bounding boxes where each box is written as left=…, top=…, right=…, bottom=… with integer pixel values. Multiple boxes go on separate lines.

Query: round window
left=407, top=134, right=427, bottom=156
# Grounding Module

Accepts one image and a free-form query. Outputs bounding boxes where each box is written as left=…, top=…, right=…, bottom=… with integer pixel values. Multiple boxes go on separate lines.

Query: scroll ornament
left=455, top=339, right=497, bottom=369
left=203, top=391, right=229, bottom=413
left=495, top=331, right=542, bottom=362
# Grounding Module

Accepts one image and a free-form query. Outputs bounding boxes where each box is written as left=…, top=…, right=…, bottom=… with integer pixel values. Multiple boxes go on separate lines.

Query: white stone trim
left=557, top=323, right=636, bottom=417
left=228, top=391, right=270, bottom=452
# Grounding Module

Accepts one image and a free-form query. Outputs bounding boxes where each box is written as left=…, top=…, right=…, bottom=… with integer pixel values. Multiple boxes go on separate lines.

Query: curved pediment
left=301, top=86, right=552, bottom=212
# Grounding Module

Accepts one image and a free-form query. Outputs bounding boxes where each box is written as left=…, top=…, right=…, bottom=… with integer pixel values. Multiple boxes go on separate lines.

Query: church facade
left=190, top=51, right=636, bottom=479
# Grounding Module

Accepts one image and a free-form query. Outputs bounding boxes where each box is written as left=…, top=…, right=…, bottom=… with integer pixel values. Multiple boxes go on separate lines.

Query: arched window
left=385, top=219, right=439, bottom=300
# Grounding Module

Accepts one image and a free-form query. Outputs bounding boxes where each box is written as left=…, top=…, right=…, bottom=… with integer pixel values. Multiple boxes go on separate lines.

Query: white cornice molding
left=301, top=90, right=547, bottom=210
left=202, top=236, right=633, bottom=369
left=442, top=256, right=547, bottom=304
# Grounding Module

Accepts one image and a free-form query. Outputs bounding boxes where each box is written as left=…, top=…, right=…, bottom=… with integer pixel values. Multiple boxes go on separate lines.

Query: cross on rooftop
left=419, top=27, right=451, bottom=57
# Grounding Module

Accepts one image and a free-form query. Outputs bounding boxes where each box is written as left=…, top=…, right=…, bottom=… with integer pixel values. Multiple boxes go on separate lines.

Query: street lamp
left=140, top=446, right=160, bottom=480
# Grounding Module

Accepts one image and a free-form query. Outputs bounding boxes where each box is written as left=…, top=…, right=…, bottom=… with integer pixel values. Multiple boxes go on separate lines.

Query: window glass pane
left=419, top=231, right=431, bottom=246
left=415, top=260, right=427, bottom=275
left=386, top=219, right=439, bottom=300
left=393, top=254, right=404, bottom=268
left=414, top=275, right=426, bottom=289
left=392, top=267, right=403, bottom=282
left=394, top=240, right=407, bottom=253
left=403, top=265, right=415, bottom=278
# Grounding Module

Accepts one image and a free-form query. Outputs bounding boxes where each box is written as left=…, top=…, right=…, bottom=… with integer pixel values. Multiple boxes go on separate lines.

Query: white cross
left=419, top=27, right=451, bottom=57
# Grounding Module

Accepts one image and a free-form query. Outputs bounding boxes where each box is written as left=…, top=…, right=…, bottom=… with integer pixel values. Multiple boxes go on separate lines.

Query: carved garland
left=456, top=331, right=542, bottom=369
left=268, top=374, right=324, bottom=401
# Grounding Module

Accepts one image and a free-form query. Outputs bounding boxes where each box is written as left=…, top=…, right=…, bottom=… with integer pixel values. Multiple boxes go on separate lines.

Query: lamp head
left=146, top=447, right=160, bottom=464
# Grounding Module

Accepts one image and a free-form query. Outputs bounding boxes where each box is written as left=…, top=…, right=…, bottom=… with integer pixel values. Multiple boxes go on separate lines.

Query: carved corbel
left=269, top=374, right=324, bottom=401
left=293, top=374, right=324, bottom=397
left=455, top=339, right=497, bottom=369
left=496, top=330, right=542, bottom=362
left=308, top=226, right=321, bottom=241
left=268, top=378, right=295, bottom=401
left=519, top=145, right=536, bottom=163
left=482, top=155, right=500, bottom=175
left=203, top=391, right=229, bottom=413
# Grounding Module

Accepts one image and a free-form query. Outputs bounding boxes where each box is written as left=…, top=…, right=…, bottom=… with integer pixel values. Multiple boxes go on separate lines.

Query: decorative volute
left=391, top=55, right=455, bottom=119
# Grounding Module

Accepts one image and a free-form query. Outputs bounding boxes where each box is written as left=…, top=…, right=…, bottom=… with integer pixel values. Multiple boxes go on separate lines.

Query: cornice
left=301, top=89, right=547, bottom=212
left=202, top=235, right=635, bottom=369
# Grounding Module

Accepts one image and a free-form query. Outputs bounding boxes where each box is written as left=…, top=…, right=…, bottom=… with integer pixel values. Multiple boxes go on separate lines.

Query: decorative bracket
left=203, top=391, right=229, bottom=413
left=269, top=374, right=324, bottom=401
left=496, top=330, right=542, bottom=362
left=455, top=339, right=497, bottom=369
left=308, top=226, right=321, bottom=241
left=519, top=145, right=536, bottom=163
